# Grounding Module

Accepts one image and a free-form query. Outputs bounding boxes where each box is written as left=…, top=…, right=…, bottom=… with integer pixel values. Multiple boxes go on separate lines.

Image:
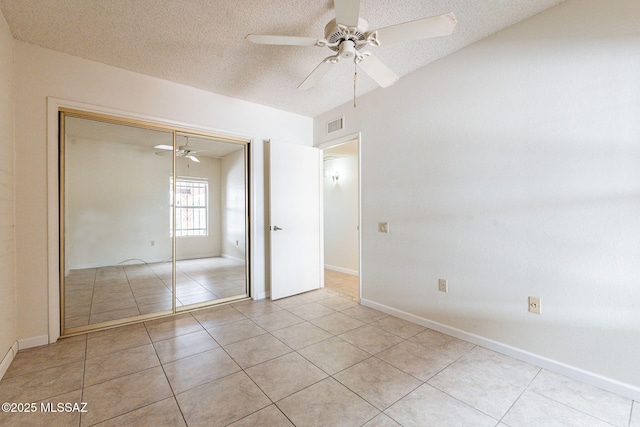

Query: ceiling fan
left=245, top=0, right=457, bottom=90
left=154, top=137, right=201, bottom=162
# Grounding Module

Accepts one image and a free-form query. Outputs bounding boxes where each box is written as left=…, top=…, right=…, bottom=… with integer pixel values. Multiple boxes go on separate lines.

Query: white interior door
left=268, top=140, right=321, bottom=300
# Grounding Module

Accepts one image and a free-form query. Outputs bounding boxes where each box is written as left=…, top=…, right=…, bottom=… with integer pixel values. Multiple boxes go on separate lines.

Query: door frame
left=316, top=132, right=362, bottom=299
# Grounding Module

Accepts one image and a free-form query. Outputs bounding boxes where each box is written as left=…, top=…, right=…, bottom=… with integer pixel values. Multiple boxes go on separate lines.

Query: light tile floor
left=2, top=279, right=638, bottom=426
left=64, top=257, right=247, bottom=328
left=324, top=269, right=359, bottom=301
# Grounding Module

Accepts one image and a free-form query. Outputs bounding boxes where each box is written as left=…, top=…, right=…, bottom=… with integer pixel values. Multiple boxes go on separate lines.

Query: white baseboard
left=178, top=254, right=222, bottom=262
left=324, top=264, right=359, bottom=276
left=67, top=254, right=227, bottom=271
left=255, top=291, right=270, bottom=300
left=361, top=298, right=640, bottom=402
left=0, top=341, right=18, bottom=380
left=18, top=335, right=50, bottom=350
left=221, top=254, right=246, bottom=263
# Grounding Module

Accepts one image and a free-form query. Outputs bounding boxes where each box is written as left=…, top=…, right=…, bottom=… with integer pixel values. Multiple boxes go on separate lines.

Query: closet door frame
left=55, top=105, right=252, bottom=337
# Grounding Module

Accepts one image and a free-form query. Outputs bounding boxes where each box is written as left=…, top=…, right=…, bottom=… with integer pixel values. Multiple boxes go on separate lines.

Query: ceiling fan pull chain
left=353, top=61, right=358, bottom=108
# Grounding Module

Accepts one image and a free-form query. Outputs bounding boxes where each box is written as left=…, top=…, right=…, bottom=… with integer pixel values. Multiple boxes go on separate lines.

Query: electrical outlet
left=378, top=222, right=389, bottom=233
left=528, top=296, right=541, bottom=314
left=438, top=279, right=448, bottom=293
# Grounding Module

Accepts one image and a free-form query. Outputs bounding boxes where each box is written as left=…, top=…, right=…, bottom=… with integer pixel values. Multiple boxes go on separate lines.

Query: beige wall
left=0, top=11, right=16, bottom=378
left=65, top=134, right=225, bottom=269
left=315, top=0, right=640, bottom=397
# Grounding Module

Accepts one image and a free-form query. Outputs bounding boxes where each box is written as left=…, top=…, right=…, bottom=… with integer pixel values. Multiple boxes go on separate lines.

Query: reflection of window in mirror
left=170, top=177, right=209, bottom=237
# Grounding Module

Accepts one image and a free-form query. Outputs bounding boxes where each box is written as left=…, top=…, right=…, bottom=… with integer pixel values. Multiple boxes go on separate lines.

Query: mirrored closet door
left=60, top=110, right=250, bottom=335
left=173, top=133, right=249, bottom=308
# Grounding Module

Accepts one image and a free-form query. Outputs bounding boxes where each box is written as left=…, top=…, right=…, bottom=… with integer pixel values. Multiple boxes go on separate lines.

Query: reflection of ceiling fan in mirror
left=154, top=137, right=201, bottom=162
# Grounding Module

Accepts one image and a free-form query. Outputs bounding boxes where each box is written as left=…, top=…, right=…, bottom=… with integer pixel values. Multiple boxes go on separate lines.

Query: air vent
left=327, top=116, right=344, bottom=134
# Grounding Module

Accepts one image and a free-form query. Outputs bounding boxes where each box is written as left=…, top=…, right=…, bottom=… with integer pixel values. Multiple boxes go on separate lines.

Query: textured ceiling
left=1, top=0, right=563, bottom=117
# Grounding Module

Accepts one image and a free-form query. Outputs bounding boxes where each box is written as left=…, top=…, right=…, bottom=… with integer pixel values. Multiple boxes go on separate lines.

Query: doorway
left=322, top=138, right=360, bottom=300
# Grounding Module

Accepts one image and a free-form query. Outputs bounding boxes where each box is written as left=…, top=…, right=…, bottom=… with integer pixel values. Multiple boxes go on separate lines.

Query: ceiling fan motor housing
left=324, top=18, right=370, bottom=52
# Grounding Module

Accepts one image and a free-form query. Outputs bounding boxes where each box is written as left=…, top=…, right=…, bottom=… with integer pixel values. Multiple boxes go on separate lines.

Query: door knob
left=273, top=226, right=283, bottom=231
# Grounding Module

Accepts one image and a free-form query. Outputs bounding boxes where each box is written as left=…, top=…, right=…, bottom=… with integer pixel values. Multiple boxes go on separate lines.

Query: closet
left=59, top=110, right=250, bottom=335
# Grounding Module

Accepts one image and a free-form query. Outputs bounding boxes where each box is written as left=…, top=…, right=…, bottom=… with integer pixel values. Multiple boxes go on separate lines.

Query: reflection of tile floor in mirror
left=64, top=257, right=247, bottom=328
left=2, top=288, right=636, bottom=426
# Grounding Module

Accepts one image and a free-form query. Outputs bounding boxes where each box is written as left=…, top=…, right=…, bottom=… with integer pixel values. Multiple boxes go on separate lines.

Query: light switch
left=528, top=296, right=541, bottom=314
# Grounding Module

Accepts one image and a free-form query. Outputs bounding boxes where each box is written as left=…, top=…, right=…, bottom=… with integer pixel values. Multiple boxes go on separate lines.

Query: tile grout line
left=190, top=308, right=303, bottom=425
left=203, top=295, right=373, bottom=424
left=496, top=367, right=543, bottom=425
left=327, top=316, right=476, bottom=425
left=82, top=318, right=168, bottom=425
left=143, top=318, right=190, bottom=427
left=78, top=333, right=88, bottom=427
left=526, top=386, right=626, bottom=427
left=276, top=302, right=408, bottom=424
left=87, top=268, right=98, bottom=328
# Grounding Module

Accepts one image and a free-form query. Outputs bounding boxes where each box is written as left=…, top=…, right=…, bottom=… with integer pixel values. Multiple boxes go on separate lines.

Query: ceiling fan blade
left=245, top=34, right=321, bottom=47
left=374, top=12, right=457, bottom=45
left=298, top=57, right=338, bottom=90
left=154, top=144, right=173, bottom=150
left=186, top=155, right=200, bottom=163
left=334, top=0, right=360, bottom=27
left=357, top=53, right=399, bottom=88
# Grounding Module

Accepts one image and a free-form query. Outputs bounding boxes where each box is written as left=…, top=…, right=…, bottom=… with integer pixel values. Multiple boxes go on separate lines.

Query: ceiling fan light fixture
left=338, top=40, right=356, bottom=59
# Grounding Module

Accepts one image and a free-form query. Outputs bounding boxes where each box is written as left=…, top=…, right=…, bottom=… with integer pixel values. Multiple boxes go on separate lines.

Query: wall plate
left=529, top=296, right=541, bottom=314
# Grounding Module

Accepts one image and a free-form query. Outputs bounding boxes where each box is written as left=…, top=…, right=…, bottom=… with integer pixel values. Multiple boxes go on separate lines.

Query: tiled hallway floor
left=1, top=288, right=637, bottom=426
left=323, top=269, right=359, bottom=301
